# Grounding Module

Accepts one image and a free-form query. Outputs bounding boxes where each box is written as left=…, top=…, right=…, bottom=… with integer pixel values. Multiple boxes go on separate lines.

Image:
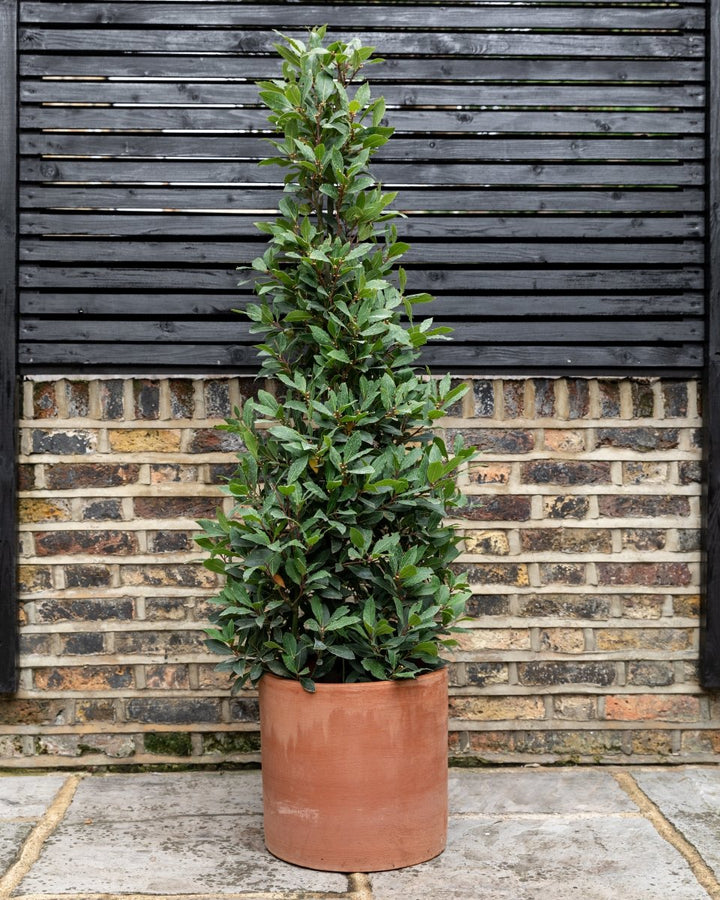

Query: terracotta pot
left=259, top=666, right=449, bottom=872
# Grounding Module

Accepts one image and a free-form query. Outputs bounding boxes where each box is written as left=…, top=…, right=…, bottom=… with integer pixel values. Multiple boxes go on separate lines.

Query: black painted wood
left=0, top=0, right=18, bottom=694
left=16, top=1, right=708, bottom=371
left=702, top=0, right=720, bottom=688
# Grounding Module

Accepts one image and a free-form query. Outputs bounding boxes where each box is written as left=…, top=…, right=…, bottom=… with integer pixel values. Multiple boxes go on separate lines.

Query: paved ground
left=1, top=766, right=719, bottom=899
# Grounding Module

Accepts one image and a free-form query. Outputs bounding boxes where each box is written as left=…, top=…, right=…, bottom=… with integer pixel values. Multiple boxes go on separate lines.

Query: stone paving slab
left=0, top=824, right=33, bottom=874
left=14, top=772, right=346, bottom=896
left=61, top=771, right=264, bottom=823
left=0, top=775, right=68, bottom=820
left=370, top=815, right=707, bottom=900
left=633, top=766, right=720, bottom=883
left=448, top=768, right=636, bottom=815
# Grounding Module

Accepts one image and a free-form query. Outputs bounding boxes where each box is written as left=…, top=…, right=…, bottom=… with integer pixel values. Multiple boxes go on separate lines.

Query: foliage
left=196, top=26, right=476, bottom=692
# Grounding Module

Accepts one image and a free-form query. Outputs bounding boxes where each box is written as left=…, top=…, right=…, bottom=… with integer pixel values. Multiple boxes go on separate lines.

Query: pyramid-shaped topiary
left=197, top=27, right=476, bottom=691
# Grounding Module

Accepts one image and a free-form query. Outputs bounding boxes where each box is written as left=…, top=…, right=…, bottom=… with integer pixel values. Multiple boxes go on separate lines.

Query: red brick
left=605, top=694, right=700, bottom=722
left=34, top=530, right=138, bottom=556
left=133, top=496, right=218, bottom=519
left=32, top=382, right=58, bottom=418
left=597, top=563, right=692, bottom=587
left=45, top=463, right=140, bottom=490
left=460, top=495, right=532, bottom=522
left=597, top=495, right=690, bottom=518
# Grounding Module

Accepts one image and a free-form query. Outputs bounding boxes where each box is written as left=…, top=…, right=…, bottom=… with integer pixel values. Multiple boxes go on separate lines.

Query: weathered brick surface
left=5, top=375, right=707, bottom=767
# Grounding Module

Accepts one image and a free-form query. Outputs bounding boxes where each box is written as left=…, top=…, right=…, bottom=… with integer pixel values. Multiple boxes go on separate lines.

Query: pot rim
left=260, top=666, right=447, bottom=692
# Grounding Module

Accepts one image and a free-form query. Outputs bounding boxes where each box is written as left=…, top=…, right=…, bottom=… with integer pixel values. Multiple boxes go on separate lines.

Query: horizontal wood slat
left=18, top=3, right=707, bottom=27
left=18, top=1, right=707, bottom=371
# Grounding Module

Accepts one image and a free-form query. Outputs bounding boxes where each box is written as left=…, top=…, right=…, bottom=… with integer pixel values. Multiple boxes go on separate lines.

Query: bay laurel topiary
left=196, top=26, right=476, bottom=692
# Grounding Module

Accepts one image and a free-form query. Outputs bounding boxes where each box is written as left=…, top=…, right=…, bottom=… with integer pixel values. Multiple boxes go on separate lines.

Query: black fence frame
left=1, top=0, right=719, bottom=691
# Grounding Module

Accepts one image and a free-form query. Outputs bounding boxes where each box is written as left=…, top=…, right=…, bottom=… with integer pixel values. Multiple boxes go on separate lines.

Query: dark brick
left=32, top=382, right=58, bottom=418
left=472, top=380, right=495, bottom=417
left=81, top=499, right=123, bottom=521
left=446, top=428, right=534, bottom=454
left=36, top=597, right=133, bottom=622
left=229, top=698, right=261, bottom=723
left=60, top=633, right=105, bottom=654
left=622, top=528, right=667, bottom=551
left=133, top=379, right=160, bottom=419
left=66, top=381, right=90, bottom=417
left=597, top=380, right=621, bottom=417
left=539, top=563, right=586, bottom=585
left=20, top=633, right=52, bottom=655
left=511, top=729, right=625, bottom=757
left=502, top=380, right=525, bottom=418
left=520, top=460, right=611, bottom=486
left=598, top=495, right=690, bottom=518
left=76, top=700, right=117, bottom=723
left=460, top=495, right=532, bottom=522
left=202, top=732, right=261, bottom=754
left=596, top=427, right=679, bottom=452
left=465, top=594, right=511, bottom=616
left=597, top=562, right=692, bottom=586
left=662, top=381, right=688, bottom=417
left=35, top=530, right=138, bottom=556
left=169, top=379, right=195, bottom=418
left=445, top=379, right=468, bottom=417
left=133, top=496, right=218, bottom=519
left=32, top=430, right=95, bottom=454
left=566, top=379, right=590, bottom=419
left=455, top=563, right=529, bottom=586
left=466, top=663, right=508, bottom=686
left=518, top=661, right=616, bottom=686
left=114, top=630, right=203, bottom=653
left=677, top=529, right=701, bottom=552
left=144, top=732, right=192, bottom=756
left=45, top=463, right=140, bottom=490
left=63, top=565, right=115, bottom=589
left=18, top=464, right=35, bottom=491
left=121, top=565, right=216, bottom=588
left=147, top=530, right=192, bottom=553
left=204, top=379, right=232, bottom=418
left=126, top=698, right=220, bottom=724
left=208, top=463, right=237, bottom=484
left=521, top=528, right=612, bottom=554
left=631, top=379, right=655, bottom=417
left=627, top=662, right=675, bottom=687
left=99, top=380, right=125, bottom=419
left=678, top=460, right=702, bottom=485
left=187, top=428, right=244, bottom=453
left=144, top=597, right=188, bottom=620
left=544, top=495, right=590, bottom=519
left=533, top=378, right=556, bottom=417
left=518, top=593, right=611, bottom=619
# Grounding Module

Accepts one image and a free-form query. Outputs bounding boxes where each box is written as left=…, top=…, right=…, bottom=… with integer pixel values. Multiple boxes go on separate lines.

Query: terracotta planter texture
left=259, top=666, right=449, bottom=872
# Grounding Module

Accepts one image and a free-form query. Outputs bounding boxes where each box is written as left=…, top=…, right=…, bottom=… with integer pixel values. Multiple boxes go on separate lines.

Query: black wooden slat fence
left=17, top=0, right=707, bottom=369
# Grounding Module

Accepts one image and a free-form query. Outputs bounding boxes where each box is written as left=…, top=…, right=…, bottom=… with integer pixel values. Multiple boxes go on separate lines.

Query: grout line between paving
left=10, top=893, right=354, bottom=900
left=612, top=770, right=720, bottom=900
left=0, top=773, right=85, bottom=899
left=347, top=874, right=373, bottom=900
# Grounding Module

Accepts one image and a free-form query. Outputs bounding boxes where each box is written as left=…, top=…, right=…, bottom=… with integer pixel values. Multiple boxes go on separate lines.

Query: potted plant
left=196, top=26, right=475, bottom=873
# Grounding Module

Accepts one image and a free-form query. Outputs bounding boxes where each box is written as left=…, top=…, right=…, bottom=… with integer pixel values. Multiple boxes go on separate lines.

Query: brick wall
left=2, top=374, right=709, bottom=767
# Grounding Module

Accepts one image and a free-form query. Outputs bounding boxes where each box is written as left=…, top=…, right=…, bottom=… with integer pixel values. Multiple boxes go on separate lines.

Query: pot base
left=259, top=668, right=449, bottom=872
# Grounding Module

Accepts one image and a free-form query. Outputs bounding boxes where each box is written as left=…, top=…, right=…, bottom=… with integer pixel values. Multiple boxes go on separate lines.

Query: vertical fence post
left=703, top=0, right=720, bottom=687
left=0, top=0, right=18, bottom=693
